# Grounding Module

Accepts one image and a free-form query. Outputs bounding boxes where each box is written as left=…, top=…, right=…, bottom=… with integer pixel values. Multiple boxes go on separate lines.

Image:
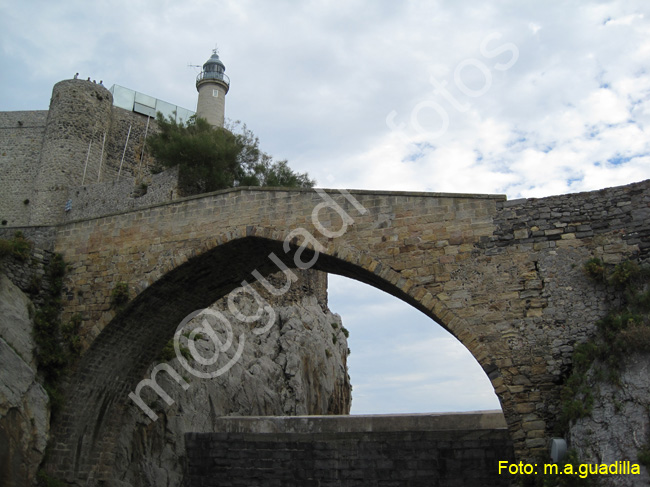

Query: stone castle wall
left=30, top=80, right=115, bottom=225
left=0, top=111, right=48, bottom=226
left=0, top=79, right=170, bottom=227
left=63, top=166, right=179, bottom=222
left=486, top=183, right=650, bottom=261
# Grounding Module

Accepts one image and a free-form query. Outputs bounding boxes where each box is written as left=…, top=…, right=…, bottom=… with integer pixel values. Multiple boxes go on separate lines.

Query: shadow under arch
left=48, top=234, right=511, bottom=482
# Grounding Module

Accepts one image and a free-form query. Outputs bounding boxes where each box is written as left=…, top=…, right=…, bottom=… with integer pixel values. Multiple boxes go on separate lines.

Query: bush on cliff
left=147, top=114, right=314, bottom=196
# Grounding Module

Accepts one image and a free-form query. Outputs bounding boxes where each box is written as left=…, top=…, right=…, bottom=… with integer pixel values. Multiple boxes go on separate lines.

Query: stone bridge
left=42, top=180, right=649, bottom=483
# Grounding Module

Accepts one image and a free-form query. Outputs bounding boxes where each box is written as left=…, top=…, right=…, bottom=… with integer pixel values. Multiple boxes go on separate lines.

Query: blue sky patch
left=608, top=155, right=633, bottom=166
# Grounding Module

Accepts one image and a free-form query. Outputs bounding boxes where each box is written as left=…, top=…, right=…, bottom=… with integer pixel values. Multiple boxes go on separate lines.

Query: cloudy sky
left=2, top=0, right=650, bottom=414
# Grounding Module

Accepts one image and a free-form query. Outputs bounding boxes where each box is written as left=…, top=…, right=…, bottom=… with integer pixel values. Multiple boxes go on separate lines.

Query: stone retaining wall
left=485, top=181, right=650, bottom=261
left=63, top=167, right=179, bottom=222
left=184, top=412, right=515, bottom=487
left=0, top=229, right=57, bottom=308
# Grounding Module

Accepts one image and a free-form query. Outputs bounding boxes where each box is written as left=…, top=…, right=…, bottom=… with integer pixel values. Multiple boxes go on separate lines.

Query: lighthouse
left=195, top=49, right=230, bottom=127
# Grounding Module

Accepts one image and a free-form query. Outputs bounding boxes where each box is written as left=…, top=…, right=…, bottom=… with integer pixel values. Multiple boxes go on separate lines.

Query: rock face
left=0, top=274, right=50, bottom=487
left=570, top=353, right=650, bottom=486
left=0, top=263, right=351, bottom=487
left=111, top=269, right=351, bottom=486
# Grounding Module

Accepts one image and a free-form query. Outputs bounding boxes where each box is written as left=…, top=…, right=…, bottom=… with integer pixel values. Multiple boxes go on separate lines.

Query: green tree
left=254, top=156, right=316, bottom=188
left=147, top=114, right=314, bottom=195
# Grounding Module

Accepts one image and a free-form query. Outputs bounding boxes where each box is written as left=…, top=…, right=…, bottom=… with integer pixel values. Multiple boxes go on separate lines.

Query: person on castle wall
left=99, top=80, right=103, bottom=86
left=87, top=77, right=91, bottom=81
left=74, top=73, right=79, bottom=79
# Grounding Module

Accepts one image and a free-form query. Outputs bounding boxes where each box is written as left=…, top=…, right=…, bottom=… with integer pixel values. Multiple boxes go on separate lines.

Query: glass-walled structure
left=109, top=84, right=195, bottom=124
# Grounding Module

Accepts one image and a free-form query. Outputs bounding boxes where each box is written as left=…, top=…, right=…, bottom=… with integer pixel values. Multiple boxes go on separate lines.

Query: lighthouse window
left=212, top=90, right=219, bottom=97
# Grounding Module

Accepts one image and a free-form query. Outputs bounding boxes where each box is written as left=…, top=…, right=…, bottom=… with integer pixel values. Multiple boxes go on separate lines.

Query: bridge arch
left=49, top=232, right=509, bottom=483
left=45, top=182, right=649, bottom=483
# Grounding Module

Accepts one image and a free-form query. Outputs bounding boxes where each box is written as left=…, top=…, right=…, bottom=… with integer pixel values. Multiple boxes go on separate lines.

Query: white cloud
left=580, top=89, right=630, bottom=125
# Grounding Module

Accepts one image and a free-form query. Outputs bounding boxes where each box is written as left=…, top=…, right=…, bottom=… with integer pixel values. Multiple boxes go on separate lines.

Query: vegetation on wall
left=147, top=114, right=315, bottom=196
left=32, top=253, right=82, bottom=414
left=0, top=231, right=32, bottom=262
left=639, top=444, right=650, bottom=469
left=0, top=233, right=83, bottom=415
left=110, top=281, right=130, bottom=311
left=159, top=336, right=191, bottom=363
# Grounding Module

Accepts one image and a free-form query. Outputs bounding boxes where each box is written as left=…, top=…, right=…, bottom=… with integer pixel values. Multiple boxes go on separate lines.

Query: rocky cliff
left=570, top=353, right=650, bottom=486
left=0, top=274, right=50, bottom=487
left=110, top=269, right=351, bottom=486
left=0, top=268, right=351, bottom=487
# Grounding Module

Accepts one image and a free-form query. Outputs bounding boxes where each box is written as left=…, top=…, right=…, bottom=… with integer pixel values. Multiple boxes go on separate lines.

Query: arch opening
left=328, top=274, right=502, bottom=415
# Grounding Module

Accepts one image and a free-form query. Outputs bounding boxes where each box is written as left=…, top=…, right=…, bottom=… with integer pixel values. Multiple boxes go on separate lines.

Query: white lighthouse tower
left=195, top=49, right=230, bottom=127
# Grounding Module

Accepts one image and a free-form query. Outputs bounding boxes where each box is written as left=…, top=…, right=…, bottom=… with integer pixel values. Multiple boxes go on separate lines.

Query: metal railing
left=196, top=71, right=230, bottom=87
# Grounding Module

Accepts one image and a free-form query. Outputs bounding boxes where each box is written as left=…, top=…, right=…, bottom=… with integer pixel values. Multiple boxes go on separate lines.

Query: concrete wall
left=184, top=411, right=515, bottom=486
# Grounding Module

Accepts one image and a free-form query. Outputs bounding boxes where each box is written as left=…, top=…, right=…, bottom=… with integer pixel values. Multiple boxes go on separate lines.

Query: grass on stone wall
left=110, top=281, right=130, bottom=310
left=557, top=257, right=650, bottom=433
left=533, top=257, right=650, bottom=487
left=32, top=253, right=83, bottom=415
left=0, top=230, right=32, bottom=262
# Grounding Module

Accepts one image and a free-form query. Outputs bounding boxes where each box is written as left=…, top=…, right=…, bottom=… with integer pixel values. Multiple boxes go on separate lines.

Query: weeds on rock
left=159, top=337, right=191, bottom=362
left=638, top=444, right=650, bottom=469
